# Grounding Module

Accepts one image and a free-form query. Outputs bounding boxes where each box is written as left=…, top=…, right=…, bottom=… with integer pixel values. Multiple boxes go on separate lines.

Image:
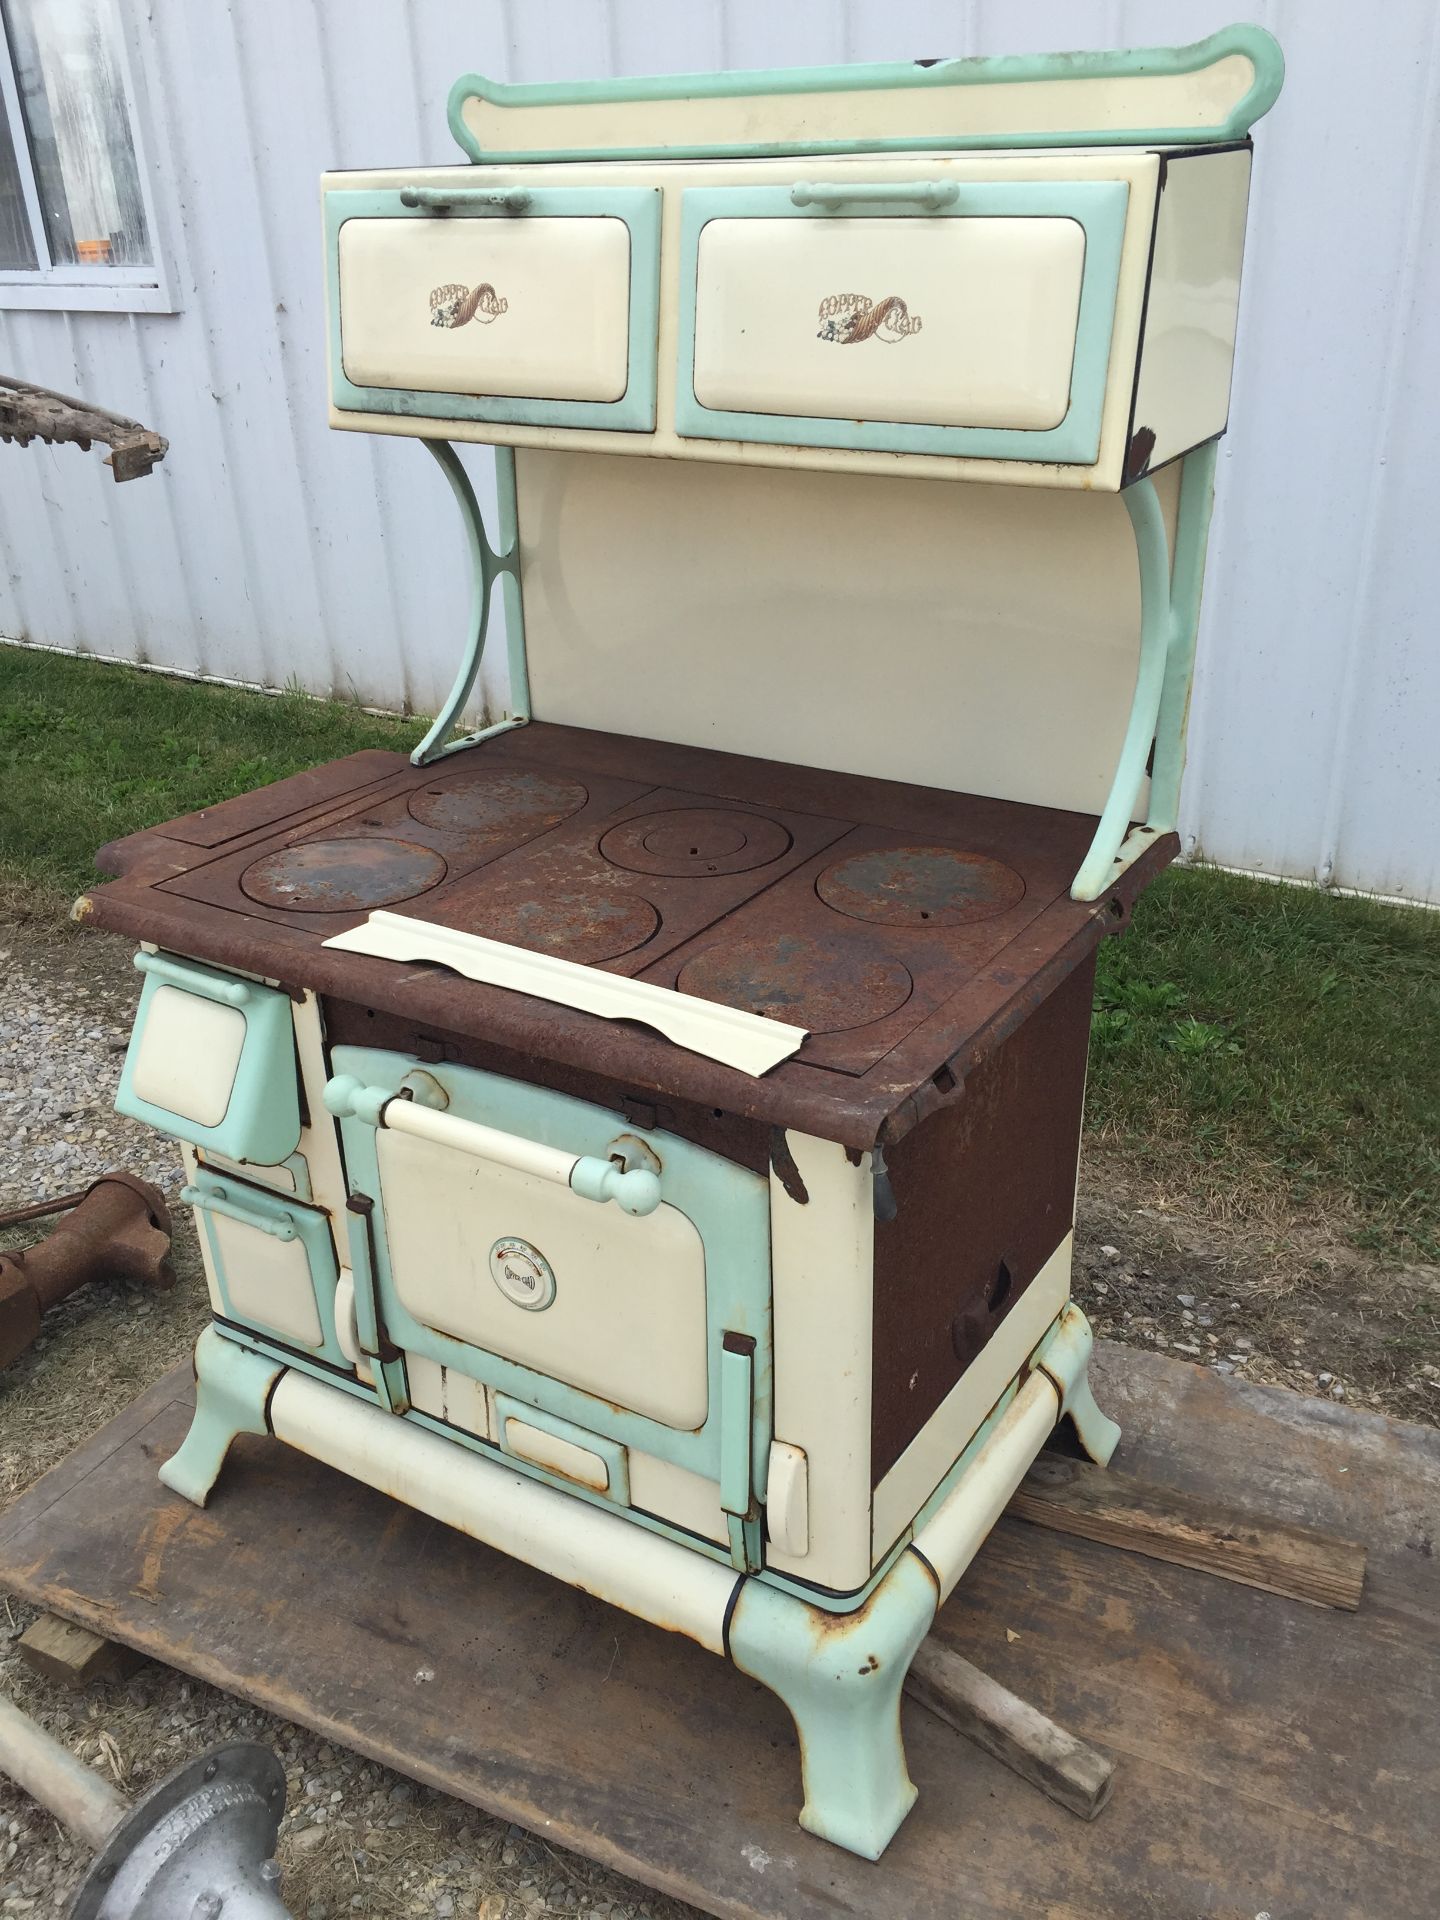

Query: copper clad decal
left=816, top=293, right=923, bottom=344
left=429, top=281, right=509, bottom=328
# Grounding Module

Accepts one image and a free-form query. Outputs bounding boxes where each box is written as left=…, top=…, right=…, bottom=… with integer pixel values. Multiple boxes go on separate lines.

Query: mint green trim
left=410, top=440, right=521, bottom=765
left=330, top=1045, right=773, bottom=1495
left=116, top=953, right=301, bottom=1166
left=493, top=1391, right=632, bottom=1505
left=324, top=186, right=661, bottom=433
left=158, top=1325, right=283, bottom=1508
left=185, top=1166, right=349, bottom=1371
left=1071, top=442, right=1218, bottom=899
left=495, top=445, right=530, bottom=723
left=448, top=27, right=1283, bottom=164
left=729, top=1548, right=938, bottom=1858
left=673, top=181, right=1127, bottom=464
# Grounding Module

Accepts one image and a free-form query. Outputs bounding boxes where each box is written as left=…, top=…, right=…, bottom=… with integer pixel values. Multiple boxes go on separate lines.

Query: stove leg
left=159, top=1325, right=284, bottom=1507
left=728, top=1548, right=938, bottom=1859
left=1037, top=1305, right=1121, bottom=1467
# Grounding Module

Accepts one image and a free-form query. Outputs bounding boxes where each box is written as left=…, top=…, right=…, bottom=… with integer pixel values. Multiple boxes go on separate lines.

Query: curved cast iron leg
left=159, top=1325, right=284, bottom=1507
left=728, top=1549, right=939, bottom=1859
left=1038, top=1305, right=1122, bottom=1467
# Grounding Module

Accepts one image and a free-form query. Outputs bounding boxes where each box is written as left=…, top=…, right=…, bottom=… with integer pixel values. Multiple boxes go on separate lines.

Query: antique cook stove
left=82, top=27, right=1281, bottom=1860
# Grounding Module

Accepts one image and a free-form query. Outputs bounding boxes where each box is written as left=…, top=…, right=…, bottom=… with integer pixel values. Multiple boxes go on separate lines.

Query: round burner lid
left=241, top=838, right=447, bottom=912
left=409, top=768, right=588, bottom=836
left=678, top=933, right=912, bottom=1034
left=600, top=808, right=792, bottom=878
left=816, top=845, right=1025, bottom=927
left=470, top=882, right=659, bottom=965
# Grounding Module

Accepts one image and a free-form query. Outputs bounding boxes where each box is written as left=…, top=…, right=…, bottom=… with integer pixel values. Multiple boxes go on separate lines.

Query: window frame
left=0, top=0, right=178, bottom=312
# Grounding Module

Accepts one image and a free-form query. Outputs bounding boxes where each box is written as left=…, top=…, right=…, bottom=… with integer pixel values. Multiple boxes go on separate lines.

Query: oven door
left=327, top=1046, right=772, bottom=1568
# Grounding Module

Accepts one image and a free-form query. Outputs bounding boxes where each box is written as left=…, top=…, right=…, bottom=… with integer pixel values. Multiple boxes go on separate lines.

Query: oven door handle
left=790, top=178, right=960, bottom=212
left=324, top=1075, right=664, bottom=1218
left=399, top=185, right=532, bottom=215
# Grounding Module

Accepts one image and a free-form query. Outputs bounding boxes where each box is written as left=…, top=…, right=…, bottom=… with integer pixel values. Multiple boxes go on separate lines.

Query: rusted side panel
left=869, top=955, right=1095, bottom=1484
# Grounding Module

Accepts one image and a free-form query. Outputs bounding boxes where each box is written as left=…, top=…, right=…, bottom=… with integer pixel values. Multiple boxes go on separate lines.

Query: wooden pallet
left=1, top=1344, right=1436, bottom=1920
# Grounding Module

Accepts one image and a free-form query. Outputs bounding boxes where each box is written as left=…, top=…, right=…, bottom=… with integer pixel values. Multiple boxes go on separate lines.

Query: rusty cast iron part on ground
left=0, top=1173, right=175, bottom=1368
left=0, top=1690, right=292, bottom=1917
left=0, top=376, right=167, bottom=481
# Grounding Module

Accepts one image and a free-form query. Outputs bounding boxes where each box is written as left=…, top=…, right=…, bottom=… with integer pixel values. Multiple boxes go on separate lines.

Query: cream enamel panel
left=200, top=1151, right=299, bottom=1194
left=375, top=1127, right=709, bottom=1430
left=327, top=151, right=1159, bottom=490
left=181, top=1145, right=227, bottom=1322
left=627, top=1449, right=728, bottom=1545
left=130, top=987, right=245, bottom=1127
left=693, top=215, right=1084, bottom=431
left=209, top=1210, right=326, bottom=1350
left=459, top=57, right=1259, bottom=157
left=765, top=1134, right=873, bottom=1590
left=502, top=1416, right=611, bottom=1493
left=870, top=1234, right=1073, bottom=1561
left=337, top=215, right=630, bottom=403
left=291, top=995, right=350, bottom=1234
left=520, top=448, right=1179, bottom=814
left=1132, top=148, right=1252, bottom=473
left=406, top=1352, right=491, bottom=1436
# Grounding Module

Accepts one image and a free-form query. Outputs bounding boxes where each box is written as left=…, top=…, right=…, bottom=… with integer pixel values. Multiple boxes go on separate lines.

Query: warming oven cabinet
left=81, top=24, right=1282, bottom=1861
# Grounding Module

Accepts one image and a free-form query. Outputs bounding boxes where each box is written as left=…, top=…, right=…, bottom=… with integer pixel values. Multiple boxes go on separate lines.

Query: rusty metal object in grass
left=0, top=1173, right=175, bottom=1369
left=0, top=376, right=167, bottom=481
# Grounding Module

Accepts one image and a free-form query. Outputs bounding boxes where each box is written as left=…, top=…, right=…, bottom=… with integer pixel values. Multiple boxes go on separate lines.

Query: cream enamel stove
left=83, top=26, right=1282, bottom=1861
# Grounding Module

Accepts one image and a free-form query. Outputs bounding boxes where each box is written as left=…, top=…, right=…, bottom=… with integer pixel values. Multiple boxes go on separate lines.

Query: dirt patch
left=1073, top=1154, right=1440, bottom=1426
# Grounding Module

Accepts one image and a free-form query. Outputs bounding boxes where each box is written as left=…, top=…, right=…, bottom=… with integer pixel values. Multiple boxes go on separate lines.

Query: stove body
left=85, top=27, right=1280, bottom=1860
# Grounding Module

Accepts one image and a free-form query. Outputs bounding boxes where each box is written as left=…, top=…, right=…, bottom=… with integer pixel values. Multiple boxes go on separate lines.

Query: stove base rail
left=159, top=1308, right=1113, bottom=1860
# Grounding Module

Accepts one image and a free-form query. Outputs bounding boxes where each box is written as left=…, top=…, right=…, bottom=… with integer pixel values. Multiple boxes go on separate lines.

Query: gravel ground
left=1, top=912, right=1434, bottom=1915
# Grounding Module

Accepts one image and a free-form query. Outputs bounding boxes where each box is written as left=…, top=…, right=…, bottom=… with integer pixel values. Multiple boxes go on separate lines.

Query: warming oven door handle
left=398, top=186, right=532, bottom=215
left=789, top=179, right=960, bottom=211
left=323, top=1075, right=664, bottom=1218
left=180, top=1181, right=295, bottom=1241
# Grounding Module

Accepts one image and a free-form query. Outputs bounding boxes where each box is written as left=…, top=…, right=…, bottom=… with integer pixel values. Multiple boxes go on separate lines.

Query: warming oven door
left=326, top=1046, right=772, bottom=1569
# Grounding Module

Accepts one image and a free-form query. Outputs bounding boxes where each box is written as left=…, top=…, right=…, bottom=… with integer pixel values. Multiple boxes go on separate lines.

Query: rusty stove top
left=85, top=724, right=1174, bottom=1148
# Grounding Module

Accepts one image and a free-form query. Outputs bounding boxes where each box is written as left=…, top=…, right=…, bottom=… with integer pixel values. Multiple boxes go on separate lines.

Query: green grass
left=3, top=648, right=1437, bottom=1264
left=0, top=647, right=417, bottom=895
left=1087, top=867, right=1440, bottom=1262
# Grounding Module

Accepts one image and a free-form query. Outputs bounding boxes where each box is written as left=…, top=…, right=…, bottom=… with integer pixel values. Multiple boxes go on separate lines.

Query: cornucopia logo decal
left=430, top=282, right=508, bottom=328
left=817, top=293, right=923, bottom=344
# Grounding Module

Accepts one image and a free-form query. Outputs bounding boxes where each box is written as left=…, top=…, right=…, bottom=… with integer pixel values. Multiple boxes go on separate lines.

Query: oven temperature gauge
left=488, top=1237, right=557, bottom=1311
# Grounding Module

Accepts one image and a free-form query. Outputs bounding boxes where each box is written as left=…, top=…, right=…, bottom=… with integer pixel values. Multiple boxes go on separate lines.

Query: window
left=0, top=0, right=173, bottom=309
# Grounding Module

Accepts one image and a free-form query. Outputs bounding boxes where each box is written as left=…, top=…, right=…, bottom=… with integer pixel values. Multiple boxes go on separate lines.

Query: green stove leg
left=159, top=1325, right=284, bottom=1507
left=729, top=1548, right=939, bottom=1859
left=1038, top=1304, right=1122, bottom=1467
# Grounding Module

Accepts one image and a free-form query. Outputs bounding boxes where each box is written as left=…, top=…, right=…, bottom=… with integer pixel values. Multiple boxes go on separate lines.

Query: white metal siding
left=0, top=0, right=1435, bottom=903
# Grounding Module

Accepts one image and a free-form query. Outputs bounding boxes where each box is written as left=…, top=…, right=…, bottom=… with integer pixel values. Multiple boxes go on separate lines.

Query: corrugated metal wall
left=1, top=0, right=1436, bottom=903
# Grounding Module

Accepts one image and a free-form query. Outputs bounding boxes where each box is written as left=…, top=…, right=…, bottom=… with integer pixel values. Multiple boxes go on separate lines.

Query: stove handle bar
left=790, top=179, right=959, bottom=212
left=398, top=186, right=532, bottom=215
left=323, top=1074, right=664, bottom=1218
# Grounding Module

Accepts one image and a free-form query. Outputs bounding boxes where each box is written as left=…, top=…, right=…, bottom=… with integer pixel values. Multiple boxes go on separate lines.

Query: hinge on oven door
left=342, top=1194, right=410, bottom=1414
left=719, top=1332, right=763, bottom=1572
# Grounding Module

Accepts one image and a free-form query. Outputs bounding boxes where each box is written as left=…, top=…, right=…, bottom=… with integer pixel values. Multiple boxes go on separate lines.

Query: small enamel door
left=327, top=185, right=661, bottom=431
left=676, top=179, right=1128, bottom=462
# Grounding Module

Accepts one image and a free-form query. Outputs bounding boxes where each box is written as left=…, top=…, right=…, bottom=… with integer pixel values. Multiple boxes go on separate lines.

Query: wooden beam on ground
left=1008, top=1453, right=1366, bottom=1611
left=18, top=1612, right=146, bottom=1691
left=906, top=1639, right=1114, bottom=1821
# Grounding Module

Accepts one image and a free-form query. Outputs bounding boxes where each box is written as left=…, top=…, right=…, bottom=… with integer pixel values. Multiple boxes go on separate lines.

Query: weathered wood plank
left=0, top=1350, right=1434, bottom=1920
left=1009, top=1451, right=1367, bottom=1609
left=18, top=1611, right=146, bottom=1690
left=905, top=1637, right=1114, bottom=1819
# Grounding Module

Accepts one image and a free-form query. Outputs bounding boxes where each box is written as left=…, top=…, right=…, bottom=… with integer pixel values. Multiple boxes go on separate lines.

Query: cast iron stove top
left=85, top=723, right=1173, bottom=1146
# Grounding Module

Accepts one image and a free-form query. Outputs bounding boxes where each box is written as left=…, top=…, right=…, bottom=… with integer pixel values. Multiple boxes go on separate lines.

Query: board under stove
left=85, top=722, right=1174, bottom=1146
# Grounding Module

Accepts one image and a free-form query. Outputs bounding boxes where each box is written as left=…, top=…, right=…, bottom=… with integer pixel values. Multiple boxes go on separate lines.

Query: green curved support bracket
left=411, top=440, right=528, bottom=767
left=1070, top=441, right=1218, bottom=901
left=449, top=26, right=1283, bottom=165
